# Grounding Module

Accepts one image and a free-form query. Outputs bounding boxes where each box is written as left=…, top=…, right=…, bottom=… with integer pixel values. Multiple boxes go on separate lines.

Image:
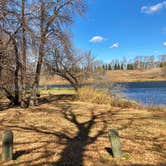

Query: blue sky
left=72, top=0, right=166, bottom=62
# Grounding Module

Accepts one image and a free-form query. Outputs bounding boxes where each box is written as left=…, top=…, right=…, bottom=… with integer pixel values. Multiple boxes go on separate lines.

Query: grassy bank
left=104, top=68, right=166, bottom=83
left=0, top=88, right=165, bottom=165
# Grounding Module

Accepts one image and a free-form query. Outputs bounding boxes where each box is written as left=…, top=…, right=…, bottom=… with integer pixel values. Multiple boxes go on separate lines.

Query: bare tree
left=0, top=0, right=87, bottom=106
left=28, top=0, right=86, bottom=105
left=0, top=0, right=35, bottom=105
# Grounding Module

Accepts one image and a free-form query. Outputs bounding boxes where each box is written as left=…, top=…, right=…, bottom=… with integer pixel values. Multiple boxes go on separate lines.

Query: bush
left=77, top=86, right=111, bottom=104
left=111, top=97, right=141, bottom=108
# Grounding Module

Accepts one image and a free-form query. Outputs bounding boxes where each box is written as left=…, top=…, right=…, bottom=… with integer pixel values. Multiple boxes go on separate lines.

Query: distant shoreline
left=39, top=68, right=166, bottom=85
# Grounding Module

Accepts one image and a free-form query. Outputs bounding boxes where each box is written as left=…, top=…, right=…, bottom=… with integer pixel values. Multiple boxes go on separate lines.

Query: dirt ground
left=0, top=95, right=165, bottom=166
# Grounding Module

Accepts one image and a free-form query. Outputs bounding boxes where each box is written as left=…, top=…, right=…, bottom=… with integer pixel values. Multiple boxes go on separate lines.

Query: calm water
left=120, top=81, right=166, bottom=106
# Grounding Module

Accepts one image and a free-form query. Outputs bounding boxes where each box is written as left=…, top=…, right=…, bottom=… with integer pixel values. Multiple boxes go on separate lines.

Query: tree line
left=102, top=55, right=166, bottom=71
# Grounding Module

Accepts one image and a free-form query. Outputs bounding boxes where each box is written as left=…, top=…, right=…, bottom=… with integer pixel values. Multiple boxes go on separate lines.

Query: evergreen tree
left=114, top=64, right=117, bottom=70
left=117, top=64, right=120, bottom=70
left=108, top=64, right=112, bottom=70
left=121, top=64, right=124, bottom=70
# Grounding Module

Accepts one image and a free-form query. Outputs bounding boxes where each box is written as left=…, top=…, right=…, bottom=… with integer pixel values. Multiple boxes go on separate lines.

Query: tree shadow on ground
left=13, top=150, right=29, bottom=160
left=105, top=147, right=113, bottom=157
left=50, top=107, right=106, bottom=166
left=3, top=101, right=107, bottom=166
left=0, top=101, right=17, bottom=111
left=11, top=140, right=57, bottom=165
left=0, top=94, right=76, bottom=111
left=38, top=94, right=76, bottom=105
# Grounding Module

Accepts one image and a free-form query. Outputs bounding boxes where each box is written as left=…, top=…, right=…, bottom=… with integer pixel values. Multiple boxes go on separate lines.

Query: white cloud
left=89, top=36, right=105, bottom=43
left=110, top=42, right=119, bottom=49
left=163, top=42, right=166, bottom=46
left=141, top=1, right=166, bottom=14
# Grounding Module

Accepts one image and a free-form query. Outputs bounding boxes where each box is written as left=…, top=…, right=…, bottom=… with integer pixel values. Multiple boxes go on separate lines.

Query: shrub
left=111, top=97, right=141, bottom=108
left=77, top=86, right=111, bottom=104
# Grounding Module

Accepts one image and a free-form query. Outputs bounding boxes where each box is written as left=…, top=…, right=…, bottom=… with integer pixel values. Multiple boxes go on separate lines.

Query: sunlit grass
left=39, top=88, right=76, bottom=95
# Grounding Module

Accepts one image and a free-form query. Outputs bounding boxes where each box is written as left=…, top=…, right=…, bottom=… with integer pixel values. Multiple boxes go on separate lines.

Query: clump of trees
left=102, top=55, right=166, bottom=71
left=0, top=0, right=102, bottom=107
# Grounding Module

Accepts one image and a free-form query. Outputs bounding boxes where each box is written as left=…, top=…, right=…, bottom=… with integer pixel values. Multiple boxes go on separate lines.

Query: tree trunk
left=0, top=30, right=20, bottom=106
left=13, top=39, right=20, bottom=105
left=31, top=0, right=45, bottom=106
left=20, top=0, right=27, bottom=107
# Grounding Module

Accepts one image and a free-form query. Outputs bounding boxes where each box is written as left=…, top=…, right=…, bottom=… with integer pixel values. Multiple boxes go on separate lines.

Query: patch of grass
left=111, top=97, right=141, bottom=108
left=39, top=88, right=76, bottom=96
left=100, top=154, right=111, bottom=164
left=77, top=86, right=111, bottom=104
left=145, top=105, right=166, bottom=112
left=104, top=68, right=166, bottom=83
left=123, top=153, right=132, bottom=160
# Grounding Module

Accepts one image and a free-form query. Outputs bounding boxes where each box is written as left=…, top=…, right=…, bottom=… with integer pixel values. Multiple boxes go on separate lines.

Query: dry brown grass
left=78, top=86, right=111, bottom=104
left=39, top=88, right=76, bottom=96
left=146, top=105, right=166, bottom=112
left=0, top=95, right=165, bottom=166
left=78, top=87, right=141, bottom=109
left=104, top=68, right=166, bottom=82
left=111, top=97, right=141, bottom=109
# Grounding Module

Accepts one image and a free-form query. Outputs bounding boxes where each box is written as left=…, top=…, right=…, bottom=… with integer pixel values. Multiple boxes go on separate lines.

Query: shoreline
left=39, top=80, right=166, bottom=87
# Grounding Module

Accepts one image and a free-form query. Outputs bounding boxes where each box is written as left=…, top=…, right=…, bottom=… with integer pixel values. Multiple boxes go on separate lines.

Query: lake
left=120, top=81, right=166, bottom=106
